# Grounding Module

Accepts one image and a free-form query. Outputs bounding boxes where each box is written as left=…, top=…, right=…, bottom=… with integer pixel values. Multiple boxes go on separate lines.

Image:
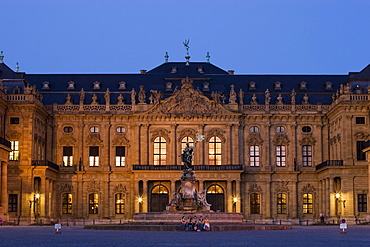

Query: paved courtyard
left=0, top=225, right=369, bottom=246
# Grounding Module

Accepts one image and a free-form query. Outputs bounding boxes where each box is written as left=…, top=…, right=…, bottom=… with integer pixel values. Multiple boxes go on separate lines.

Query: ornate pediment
left=59, top=135, right=77, bottom=146
left=112, top=134, right=130, bottom=146
left=6, top=131, right=21, bottom=140
left=299, top=133, right=316, bottom=145
left=147, top=78, right=234, bottom=118
left=59, top=183, right=73, bottom=193
left=178, top=129, right=197, bottom=142
left=272, top=133, right=290, bottom=145
left=86, top=134, right=103, bottom=146
left=87, top=181, right=101, bottom=192
left=113, top=184, right=127, bottom=193
left=151, top=128, right=170, bottom=142
left=247, top=133, right=263, bottom=146
left=354, top=131, right=369, bottom=140
left=249, top=184, right=262, bottom=193
left=301, top=184, right=315, bottom=193
left=274, top=181, right=289, bottom=192
left=205, top=128, right=226, bottom=142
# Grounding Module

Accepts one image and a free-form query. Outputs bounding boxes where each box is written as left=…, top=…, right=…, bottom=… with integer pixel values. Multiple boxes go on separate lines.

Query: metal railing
left=32, top=160, right=59, bottom=171
left=315, top=160, right=343, bottom=170
left=132, top=164, right=243, bottom=171
left=0, top=136, right=11, bottom=148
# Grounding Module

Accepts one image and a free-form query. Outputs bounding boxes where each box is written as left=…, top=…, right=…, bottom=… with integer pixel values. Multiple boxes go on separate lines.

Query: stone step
left=133, top=212, right=244, bottom=223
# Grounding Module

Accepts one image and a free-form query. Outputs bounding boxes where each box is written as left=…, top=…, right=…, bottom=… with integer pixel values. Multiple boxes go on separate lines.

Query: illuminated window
left=181, top=136, right=194, bottom=151
left=209, top=136, right=222, bottom=165
left=207, top=184, right=224, bottom=194
left=115, top=193, right=125, bottom=214
left=249, top=145, right=260, bottom=167
left=276, top=145, right=286, bottom=167
left=8, top=194, right=18, bottom=212
left=10, top=141, right=19, bottom=161
left=358, top=194, right=367, bottom=212
left=154, top=137, right=166, bottom=165
left=90, top=126, right=99, bottom=133
left=277, top=193, right=287, bottom=214
left=250, top=193, right=260, bottom=214
left=249, top=126, right=259, bottom=133
left=115, top=146, right=125, bottom=167
left=151, top=184, right=169, bottom=194
left=63, top=146, right=73, bottom=166
left=302, top=145, right=312, bottom=167
left=89, top=146, right=99, bottom=166
left=62, top=193, right=72, bottom=214
left=303, top=193, right=313, bottom=214
left=89, top=193, right=99, bottom=214
left=116, top=126, right=126, bottom=133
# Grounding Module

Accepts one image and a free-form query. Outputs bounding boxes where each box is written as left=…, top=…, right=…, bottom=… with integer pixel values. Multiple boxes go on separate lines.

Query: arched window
left=115, top=193, right=125, bottom=214
left=208, top=136, right=221, bottom=165
left=181, top=136, right=194, bottom=151
left=303, top=193, right=313, bottom=214
left=250, top=193, right=260, bottom=214
left=249, top=145, right=260, bottom=167
left=151, top=184, right=169, bottom=194
left=62, top=193, right=72, bottom=214
left=154, top=137, right=166, bottom=165
left=302, top=145, right=312, bottom=167
left=88, top=193, right=99, bottom=214
left=277, top=193, right=287, bottom=214
left=206, top=184, right=224, bottom=194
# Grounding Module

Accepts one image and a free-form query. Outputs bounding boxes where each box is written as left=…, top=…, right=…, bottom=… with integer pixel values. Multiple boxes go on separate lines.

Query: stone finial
left=91, top=94, right=98, bottom=104
left=206, top=52, right=210, bottom=63
left=65, top=94, right=72, bottom=104
left=15, top=62, right=19, bottom=72
left=265, top=89, right=270, bottom=104
left=290, top=89, right=296, bottom=105
left=104, top=88, right=110, bottom=105
left=0, top=51, right=4, bottom=63
left=117, top=94, right=124, bottom=104
left=276, top=94, right=283, bottom=105
left=302, top=94, right=309, bottom=104
left=80, top=89, right=85, bottom=104
left=164, top=52, right=169, bottom=63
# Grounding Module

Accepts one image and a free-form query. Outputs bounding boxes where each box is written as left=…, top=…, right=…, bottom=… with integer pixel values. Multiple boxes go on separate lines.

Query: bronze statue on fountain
left=167, top=135, right=211, bottom=212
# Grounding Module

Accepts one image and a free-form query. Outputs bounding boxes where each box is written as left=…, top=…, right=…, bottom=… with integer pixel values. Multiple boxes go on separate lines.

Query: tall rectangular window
left=63, top=146, right=73, bottom=166
left=154, top=137, right=166, bottom=165
left=250, top=193, right=260, bottom=214
left=356, top=117, right=365, bottom=124
left=357, top=141, right=366, bottom=161
left=89, top=193, right=99, bottom=214
left=358, top=194, right=367, bottom=212
left=10, top=141, right=19, bottom=161
left=62, top=193, right=72, bottom=214
left=89, top=146, right=99, bottom=166
left=249, top=146, right=260, bottom=167
left=276, top=145, right=286, bottom=167
left=115, top=146, right=126, bottom=167
left=302, top=145, right=312, bottom=167
left=277, top=193, right=287, bottom=214
left=209, top=136, right=222, bottom=165
left=115, top=193, right=125, bottom=214
left=8, top=194, right=18, bottom=212
left=303, top=193, right=313, bottom=214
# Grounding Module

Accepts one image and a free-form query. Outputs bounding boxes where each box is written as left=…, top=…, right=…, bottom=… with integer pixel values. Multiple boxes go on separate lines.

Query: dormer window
left=203, top=82, right=210, bottom=91
left=274, top=81, right=282, bottom=90
left=354, top=85, right=362, bottom=94
left=42, top=81, right=50, bottom=90
left=118, top=81, right=126, bottom=90
left=249, top=81, right=256, bottom=90
left=13, top=86, right=21, bottom=94
left=170, top=66, right=177, bottom=73
left=93, top=81, right=100, bottom=90
left=165, top=82, right=172, bottom=91
left=299, top=81, right=307, bottom=90
left=198, top=66, right=204, bottom=74
left=325, top=81, right=333, bottom=91
left=67, top=81, right=75, bottom=90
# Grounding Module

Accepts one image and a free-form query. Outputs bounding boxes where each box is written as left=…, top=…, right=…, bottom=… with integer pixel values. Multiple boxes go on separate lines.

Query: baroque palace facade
left=0, top=53, right=370, bottom=225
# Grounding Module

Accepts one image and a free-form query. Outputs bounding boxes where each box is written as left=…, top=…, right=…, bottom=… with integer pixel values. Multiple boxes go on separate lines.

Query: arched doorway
left=150, top=184, right=169, bottom=212
left=206, top=184, right=225, bottom=212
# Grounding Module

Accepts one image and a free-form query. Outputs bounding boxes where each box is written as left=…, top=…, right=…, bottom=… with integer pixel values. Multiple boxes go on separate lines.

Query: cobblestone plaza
left=0, top=226, right=370, bottom=247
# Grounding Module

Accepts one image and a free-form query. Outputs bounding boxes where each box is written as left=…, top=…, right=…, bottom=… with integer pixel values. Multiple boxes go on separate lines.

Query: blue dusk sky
left=1, top=0, right=369, bottom=74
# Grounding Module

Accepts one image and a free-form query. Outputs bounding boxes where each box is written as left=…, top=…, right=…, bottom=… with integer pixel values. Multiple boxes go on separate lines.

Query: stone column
left=235, top=180, right=241, bottom=213
left=363, top=145, right=370, bottom=221
left=227, top=180, right=232, bottom=212
left=329, top=178, right=336, bottom=218
left=142, top=180, right=148, bottom=213
left=1, top=162, right=8, bottom=215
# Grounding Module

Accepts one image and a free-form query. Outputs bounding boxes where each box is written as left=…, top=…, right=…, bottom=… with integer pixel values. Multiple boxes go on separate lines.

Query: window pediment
left=299, top=133, right=316, bottom=145
left=273, top=133, right=290, bottom=145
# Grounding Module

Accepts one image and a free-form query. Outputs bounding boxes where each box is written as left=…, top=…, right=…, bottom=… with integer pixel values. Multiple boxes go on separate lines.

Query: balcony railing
left=0, top=136, right=11, bottom=149
left=315, top=160, right=343, bottom=171
left=133, top=165, right=243, bottom=171
left=32, top=160, right=59, bottom=171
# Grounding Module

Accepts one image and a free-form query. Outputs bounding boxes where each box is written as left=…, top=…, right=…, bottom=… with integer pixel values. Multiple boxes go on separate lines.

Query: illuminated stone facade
left=0, top=57, right=369, bottom=225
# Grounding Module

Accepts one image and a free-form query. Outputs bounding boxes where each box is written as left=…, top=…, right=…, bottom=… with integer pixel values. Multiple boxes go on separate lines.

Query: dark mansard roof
left=3, top=60, right=369, bottom=106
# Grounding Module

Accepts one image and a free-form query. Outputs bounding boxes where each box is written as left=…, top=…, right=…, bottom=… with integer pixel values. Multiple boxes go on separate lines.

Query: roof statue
left=183, top=39, right=190, bottom=65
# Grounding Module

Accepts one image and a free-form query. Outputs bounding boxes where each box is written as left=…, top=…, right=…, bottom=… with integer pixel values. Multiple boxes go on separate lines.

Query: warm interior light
left=35, top=193, right=40, bottom=199
left=335, top=193, right=341, bottom=199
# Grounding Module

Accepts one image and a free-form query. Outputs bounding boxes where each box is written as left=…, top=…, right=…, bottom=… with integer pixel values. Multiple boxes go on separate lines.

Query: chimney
left=140, top=70, right=147, bottom=74
left=228, top=70, right=234, bottom=75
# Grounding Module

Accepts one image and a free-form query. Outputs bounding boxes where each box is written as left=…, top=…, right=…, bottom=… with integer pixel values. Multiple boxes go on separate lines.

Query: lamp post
left=29, top=193, right=40, bottom=224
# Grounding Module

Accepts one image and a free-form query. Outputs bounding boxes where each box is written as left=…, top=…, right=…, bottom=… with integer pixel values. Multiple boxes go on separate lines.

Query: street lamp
left=335, top=192, right=346, bottom=208
left=29, top=193, right=41, bottom=224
